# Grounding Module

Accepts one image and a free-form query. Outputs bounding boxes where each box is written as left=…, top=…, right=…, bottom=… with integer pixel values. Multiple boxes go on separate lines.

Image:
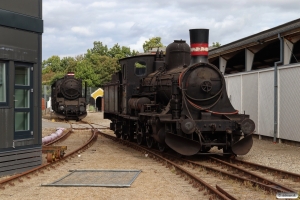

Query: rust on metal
left=0, top=123, right=98, bottom=188
left=216, top=185, right=238, bottom=200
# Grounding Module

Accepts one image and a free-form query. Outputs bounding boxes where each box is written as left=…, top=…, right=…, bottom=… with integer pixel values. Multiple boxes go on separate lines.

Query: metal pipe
left=274, top=33, right=283, bottom=143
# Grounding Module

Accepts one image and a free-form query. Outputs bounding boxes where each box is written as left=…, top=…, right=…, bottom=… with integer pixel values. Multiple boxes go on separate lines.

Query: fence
left=225, top=62, right=300, bottom=142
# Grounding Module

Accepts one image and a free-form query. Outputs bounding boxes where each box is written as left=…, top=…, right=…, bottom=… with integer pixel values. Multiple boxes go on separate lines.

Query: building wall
left=225, top=63, right=300, bottom=142
left=0, top=0, right=41, bottom=17
left=0, top=0, right=43, bottom=177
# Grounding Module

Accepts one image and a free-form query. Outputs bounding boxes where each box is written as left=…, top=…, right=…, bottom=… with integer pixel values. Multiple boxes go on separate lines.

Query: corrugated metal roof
left=209, top=18, right=300, bottom=58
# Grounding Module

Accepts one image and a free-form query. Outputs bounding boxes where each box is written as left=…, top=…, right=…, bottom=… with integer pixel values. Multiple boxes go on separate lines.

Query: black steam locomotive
left=104, top=29, right=255, bottom=156
left=51, top=73, right=87, bottom=120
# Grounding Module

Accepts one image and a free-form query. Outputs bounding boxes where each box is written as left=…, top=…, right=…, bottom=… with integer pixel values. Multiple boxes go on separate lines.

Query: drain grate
left=42, top=169, right=141, bottom=187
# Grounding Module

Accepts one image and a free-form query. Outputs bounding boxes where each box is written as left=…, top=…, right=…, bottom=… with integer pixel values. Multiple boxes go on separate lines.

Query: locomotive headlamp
left=241, top=118, right=255, bottom=135
left=79, top=105, right=85, bottom=112
left=59, top=105, right=65, bottom=111
left=181, top=119, right=196, bottom=134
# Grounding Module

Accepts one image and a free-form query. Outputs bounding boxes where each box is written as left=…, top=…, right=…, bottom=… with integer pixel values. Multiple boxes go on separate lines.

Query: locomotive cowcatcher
left=51, top=72, right=87, bottom=120
left=103, top=29, right=255, bottom=156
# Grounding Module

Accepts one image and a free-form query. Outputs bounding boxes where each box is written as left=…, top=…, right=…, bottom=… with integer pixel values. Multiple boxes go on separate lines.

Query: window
left=0, top=62, right=7, bottom=104
left=135, top=61, right=146, bottom=76
left=14, top=63, right=33, bottom=139
left=15, top=66, right=30, bottom=86
left=123, top=64, right=126, bottom=79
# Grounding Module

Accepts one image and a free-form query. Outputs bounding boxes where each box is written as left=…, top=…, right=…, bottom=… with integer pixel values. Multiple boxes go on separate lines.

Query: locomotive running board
left=231, top=134, right=253, bottom=155
left=165, top=133, right=201, bottom=156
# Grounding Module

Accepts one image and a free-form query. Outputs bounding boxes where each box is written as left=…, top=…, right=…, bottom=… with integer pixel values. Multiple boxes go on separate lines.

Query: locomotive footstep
left=165, top=133, right=201, bottom=156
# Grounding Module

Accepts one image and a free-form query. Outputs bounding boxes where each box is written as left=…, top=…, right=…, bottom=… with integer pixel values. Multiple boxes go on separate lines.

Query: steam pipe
left=274, top=33, right=283, bottom=143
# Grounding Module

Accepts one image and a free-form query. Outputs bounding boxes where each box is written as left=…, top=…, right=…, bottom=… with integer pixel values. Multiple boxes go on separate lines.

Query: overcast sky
left=42, top=0, right=300, bottom=61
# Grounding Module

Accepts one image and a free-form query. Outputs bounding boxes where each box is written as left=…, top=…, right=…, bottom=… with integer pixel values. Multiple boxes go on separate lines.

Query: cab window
left=0, top=62, right=7, bottom=105
left=135, top=61, right=146, bottom=76
left=123, top=64, right=126, bottom=79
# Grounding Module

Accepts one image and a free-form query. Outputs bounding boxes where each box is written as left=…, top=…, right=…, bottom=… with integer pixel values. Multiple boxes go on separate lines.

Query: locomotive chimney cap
left=174, top=39, right=186, bottom=43
left=189, top=29, right=209, bottom=64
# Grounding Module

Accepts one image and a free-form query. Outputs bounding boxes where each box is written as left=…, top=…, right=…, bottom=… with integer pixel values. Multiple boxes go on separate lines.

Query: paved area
left=42, top=118, right=70, bottom=129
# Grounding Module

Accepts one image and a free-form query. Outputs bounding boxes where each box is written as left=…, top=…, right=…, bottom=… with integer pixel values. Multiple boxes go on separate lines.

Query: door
left=14, top=63, right=33, bottom=140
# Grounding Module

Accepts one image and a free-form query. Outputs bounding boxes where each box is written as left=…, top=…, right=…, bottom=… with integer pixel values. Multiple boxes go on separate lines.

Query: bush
left=88, top=105, right=95, bottom=112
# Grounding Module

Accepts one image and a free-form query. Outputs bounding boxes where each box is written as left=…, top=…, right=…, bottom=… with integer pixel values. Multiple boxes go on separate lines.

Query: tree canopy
left=142, top=37, right=164, bottom=53
left=212, top=42, right=221, bottom=47
left=42, top=42, right=138, bottom=86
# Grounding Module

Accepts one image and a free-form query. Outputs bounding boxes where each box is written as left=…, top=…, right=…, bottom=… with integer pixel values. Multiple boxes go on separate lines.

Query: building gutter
left=274, top=33, right=283, bottom=143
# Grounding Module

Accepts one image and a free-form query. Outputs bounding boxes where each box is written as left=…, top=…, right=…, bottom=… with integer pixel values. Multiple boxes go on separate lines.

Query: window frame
left=14, top=62, right=33, bottom=140
left=0, top=61, right=9, bottom=107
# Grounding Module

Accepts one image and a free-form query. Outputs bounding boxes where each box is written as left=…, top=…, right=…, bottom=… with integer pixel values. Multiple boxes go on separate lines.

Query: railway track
left=98, top=129, right=300, bottom=200
left=99, top=130, right=234, bottom=200
left=216, top=156, right=300, bottom=193
left=0, top=122, right=98, bottom=190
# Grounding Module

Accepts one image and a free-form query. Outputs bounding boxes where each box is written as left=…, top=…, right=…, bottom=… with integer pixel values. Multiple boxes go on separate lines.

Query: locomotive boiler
left=51, top=73, right=87, bottom=120
left=104, top=29, right=255, bottom=156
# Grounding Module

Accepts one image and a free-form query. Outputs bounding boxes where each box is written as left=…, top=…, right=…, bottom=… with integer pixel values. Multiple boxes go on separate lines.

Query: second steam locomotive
left=104, top=29, right=255, bottom=156
left=51, top=73, right=87, bottom=120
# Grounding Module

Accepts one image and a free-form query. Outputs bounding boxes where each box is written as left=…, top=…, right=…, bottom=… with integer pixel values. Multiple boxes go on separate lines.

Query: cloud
left=42, top=0, right=300, bottom=60
left=128, top=36, right=148, bottom=53
left=71, top=27, right=94, bottom=36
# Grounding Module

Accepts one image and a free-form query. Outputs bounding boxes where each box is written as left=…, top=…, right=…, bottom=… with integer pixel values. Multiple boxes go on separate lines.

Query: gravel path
left=0, top=112, right=299, bottom=200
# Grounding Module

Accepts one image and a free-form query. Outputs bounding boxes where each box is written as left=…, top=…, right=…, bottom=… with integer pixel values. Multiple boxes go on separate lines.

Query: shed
left=91, top=88, right=104, bottom=112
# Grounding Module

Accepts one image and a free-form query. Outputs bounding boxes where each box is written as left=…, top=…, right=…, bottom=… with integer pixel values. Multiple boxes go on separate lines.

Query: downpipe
left=274, top=33, right=283, bottom=143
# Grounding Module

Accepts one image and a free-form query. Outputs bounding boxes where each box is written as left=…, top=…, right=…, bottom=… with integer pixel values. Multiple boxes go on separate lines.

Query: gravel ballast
left=0, top=112, right=299, bottom=200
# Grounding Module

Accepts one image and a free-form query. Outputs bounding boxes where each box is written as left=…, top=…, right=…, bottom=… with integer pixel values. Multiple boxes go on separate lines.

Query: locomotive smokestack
left=189, top=29, right=209, bottom=64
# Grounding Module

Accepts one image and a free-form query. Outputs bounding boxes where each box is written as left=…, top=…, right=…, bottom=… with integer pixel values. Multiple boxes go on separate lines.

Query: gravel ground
left=0, top=112, right=299, bottom=200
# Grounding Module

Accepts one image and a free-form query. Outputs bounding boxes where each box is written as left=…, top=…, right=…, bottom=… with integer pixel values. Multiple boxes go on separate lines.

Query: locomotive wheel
left=128, top=133, right=134, bottom=142
left=121, top=134, right=128, bottom=140
left=46, top=153, right=54, bottom=163
left=157, top=143, right=166, bottom=152
left=55, top=150, right=61, bottom=159
left=60, top=150, right=65, bottom=158
left=115, top=130, right=121, bottom=139
left=146, top=136, right=154, bottom=148
left=128, top=126, right=135, bottom=142
left=137, top=134, right=144, bottom=145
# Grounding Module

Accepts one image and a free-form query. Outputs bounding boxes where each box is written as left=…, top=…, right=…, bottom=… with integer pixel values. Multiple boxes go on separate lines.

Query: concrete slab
left=42, top=119, right=70, bottom=129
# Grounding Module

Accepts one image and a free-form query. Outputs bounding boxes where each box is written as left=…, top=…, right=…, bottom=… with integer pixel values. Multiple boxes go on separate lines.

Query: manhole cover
left=42, top=169, right=141, bottom=187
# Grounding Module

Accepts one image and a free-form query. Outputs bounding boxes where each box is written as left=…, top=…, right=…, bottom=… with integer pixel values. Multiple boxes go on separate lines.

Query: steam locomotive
left=103, top=29, right=255, bottom=156
left=51, top=73, right=87, bottom=120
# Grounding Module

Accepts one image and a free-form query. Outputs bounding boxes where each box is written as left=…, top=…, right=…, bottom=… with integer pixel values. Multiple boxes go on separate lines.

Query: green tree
left=42, top=40, right=139, bottom=87
left=48, top=72, right=66, bottom=85
left=61, top=56, right=77, bottom=73
left=212, top=42, right=221, bottom=47
left=75, top=59, right=99, bottom=86
left=107, top=44, right=138, bottom=59
left=143, top=37, right=164, bottom=53
left=96, top=56, right=119, bottom=85
left=90, top=41, right=108, bottom=56
left=42, top=55, right=62, bottom=72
